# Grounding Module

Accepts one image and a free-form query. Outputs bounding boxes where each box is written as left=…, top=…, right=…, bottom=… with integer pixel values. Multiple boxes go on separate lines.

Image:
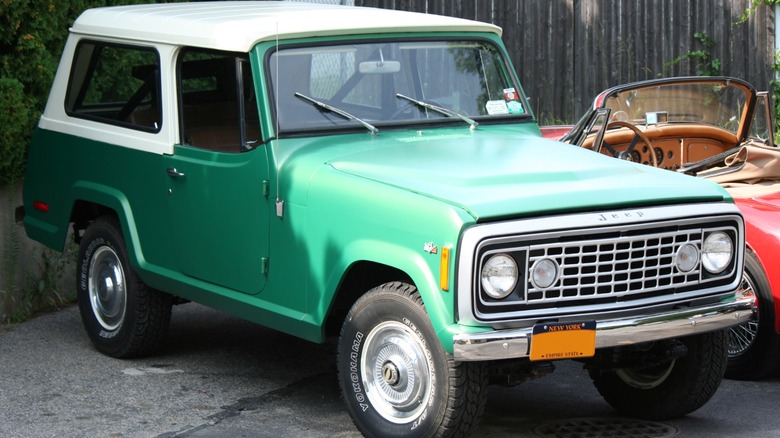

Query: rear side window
left=65, top=41, right=161, bottom=132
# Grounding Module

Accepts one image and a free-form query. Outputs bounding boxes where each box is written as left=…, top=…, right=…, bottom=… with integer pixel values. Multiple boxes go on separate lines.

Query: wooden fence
left=356, top=0, right=776, bottom=124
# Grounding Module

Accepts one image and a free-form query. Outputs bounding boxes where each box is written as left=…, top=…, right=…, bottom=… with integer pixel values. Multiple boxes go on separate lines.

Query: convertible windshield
left=602, top=81, right=750, bottom=134
left=269, top=40, right=526, bottom=132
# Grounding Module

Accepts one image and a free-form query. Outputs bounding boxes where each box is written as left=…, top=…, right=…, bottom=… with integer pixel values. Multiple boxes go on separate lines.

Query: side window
left=65, top=41, right=161, bottom=131
left=750, top=92, right=775, bottom=146
left=178, top=49, right=260, bottom=153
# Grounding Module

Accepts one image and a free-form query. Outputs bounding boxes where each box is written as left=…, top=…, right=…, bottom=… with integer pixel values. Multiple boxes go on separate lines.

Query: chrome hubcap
left=361, top=321, right=431, bottom=424
left=88, top=246, right=127, bottom=331
left=382, top=361, right=400, bottom=385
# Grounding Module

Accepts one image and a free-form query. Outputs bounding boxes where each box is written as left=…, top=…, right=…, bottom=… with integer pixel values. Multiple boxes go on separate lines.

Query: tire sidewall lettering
left=98, top=327, right=120, bottom=339
left=342, top=297, right=440, bottom=436
left=79, top=237, right=108, bottom=292
left=401, top=316, right=437, bottom=416
left=350, top=331, right=365, bottom=404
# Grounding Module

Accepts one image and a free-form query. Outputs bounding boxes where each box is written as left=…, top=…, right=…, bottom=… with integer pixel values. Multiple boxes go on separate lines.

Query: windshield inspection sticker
left=486, top=100, right=509, bottom=115
left=501, top=88, right=525, bottom=114
left=507, top=101, right=524, bottom=114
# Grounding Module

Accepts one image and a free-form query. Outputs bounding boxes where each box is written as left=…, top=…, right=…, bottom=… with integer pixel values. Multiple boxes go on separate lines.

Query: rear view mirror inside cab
left=358, top=60, right=401, bottom=74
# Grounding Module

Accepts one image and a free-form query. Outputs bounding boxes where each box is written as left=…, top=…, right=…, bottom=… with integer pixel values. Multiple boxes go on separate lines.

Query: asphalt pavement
left=2, top=302, right=779, bottom=438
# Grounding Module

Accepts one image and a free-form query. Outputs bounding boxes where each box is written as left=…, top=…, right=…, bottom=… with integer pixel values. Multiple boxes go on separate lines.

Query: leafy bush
left=0, top=1, right=81, bottom=186
left=0, top=79, right=34, bottom=185
left=662, top=32, right=720, bottom=77
left=0, top=1, right=172, bottom=188
left=0, top=1, right=175, bottom=326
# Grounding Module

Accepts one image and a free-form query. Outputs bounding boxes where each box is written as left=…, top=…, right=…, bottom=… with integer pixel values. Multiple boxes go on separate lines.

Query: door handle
left=166, top=167, right=186, bottom=178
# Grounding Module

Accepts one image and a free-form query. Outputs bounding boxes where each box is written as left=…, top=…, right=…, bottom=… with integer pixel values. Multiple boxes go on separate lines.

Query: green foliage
left=662, top=32, right=721, bottom=77
left=0, top=78, right=34, bottom=185
left=770, top=52, right=780, bottom=140
left=1, top=1, right=90, bottom=186
left=735, top=0, right=780, bottom=25
left=0, top=1, right=176, bottom=188
left=0, top=1, right=176, bottom=326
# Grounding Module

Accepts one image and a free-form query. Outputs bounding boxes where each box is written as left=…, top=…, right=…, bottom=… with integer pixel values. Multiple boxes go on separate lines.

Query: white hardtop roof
left=71, top=1, right=502, bottom=52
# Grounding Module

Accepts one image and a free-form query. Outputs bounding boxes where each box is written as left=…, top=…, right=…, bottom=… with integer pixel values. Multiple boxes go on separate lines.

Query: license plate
left=529, top=321, right=596, bottom=361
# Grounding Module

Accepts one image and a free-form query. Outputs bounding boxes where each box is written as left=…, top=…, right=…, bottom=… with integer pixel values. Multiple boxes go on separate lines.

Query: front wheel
left=337, top=282, right=487, bottom=438
left=76, top=216, right=172, bottom=358
left=726, top=250, right=780, bottom=379
left=589, top=331, right=727, bottom=420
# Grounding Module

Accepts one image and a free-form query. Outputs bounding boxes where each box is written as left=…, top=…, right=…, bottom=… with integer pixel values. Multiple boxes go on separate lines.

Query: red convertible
left=548, top=77, right=780, bottom=379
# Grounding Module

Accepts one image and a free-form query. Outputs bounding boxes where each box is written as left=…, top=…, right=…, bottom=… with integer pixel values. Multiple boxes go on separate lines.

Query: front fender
left=324, top=238, right=457, bottom=348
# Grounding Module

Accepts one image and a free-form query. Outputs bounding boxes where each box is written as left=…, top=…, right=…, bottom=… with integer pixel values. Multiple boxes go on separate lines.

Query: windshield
left=602, top=82, right=750, bottom=134
left=268, top=40, right=527, bottom=132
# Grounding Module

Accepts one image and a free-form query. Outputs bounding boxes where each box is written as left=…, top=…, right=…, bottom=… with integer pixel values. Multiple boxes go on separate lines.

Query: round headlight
left=701, top=232, right=733, bottom=274
left=481, top=254, right=518, bottom=300
left=675, top=243, right=699, bottom=273
left=531, top=258, right=559, bottom=289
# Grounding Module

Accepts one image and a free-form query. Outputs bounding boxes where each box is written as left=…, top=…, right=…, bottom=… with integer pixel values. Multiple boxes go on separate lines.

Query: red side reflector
left=33, top=201, right=49, bottom=213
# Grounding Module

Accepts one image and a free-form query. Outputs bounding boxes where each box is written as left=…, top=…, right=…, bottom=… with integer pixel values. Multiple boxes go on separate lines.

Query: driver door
left=164, top=50, right=270, bottom=295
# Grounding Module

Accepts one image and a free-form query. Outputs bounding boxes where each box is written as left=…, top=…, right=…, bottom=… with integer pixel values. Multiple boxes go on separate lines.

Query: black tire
left=589, top=330, right=727, bottom=420
left=337, top=282, right=488, bottom=438
left=76, top=216, right=172, bottom=358
left=726, top=250, right=780, bottom=380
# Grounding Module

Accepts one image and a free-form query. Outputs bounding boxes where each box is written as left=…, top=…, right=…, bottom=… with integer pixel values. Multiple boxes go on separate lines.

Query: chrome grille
left=458, top=204, right=744, bottom=324
left=526, top=230, right=701, bottom=303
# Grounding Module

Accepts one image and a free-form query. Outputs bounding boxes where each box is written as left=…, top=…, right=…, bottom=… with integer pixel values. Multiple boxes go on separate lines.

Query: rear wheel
left=726, top=250, right=780, bottom=379
left=337, top=282, right=487, bottom=438
left=589, top=331, right=727, bottom=420
left=76, top=216, right=172, bottom=358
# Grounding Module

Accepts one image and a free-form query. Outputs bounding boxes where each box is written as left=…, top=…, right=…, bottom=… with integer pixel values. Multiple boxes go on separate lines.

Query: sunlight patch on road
left=122, top=366, right=185, bottom=376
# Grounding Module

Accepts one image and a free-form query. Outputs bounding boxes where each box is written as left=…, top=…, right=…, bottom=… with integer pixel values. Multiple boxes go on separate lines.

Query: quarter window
left=65, top=41, right=161, bottom=132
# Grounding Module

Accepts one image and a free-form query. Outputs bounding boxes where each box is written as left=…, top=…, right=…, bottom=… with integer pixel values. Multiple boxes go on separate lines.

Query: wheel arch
left=68, top=182, right=146, bottom=270
left=744, top=242, right=780, bottom=333
left=321, top=241, right=457, bottom=350
left=323, top=260, right=412, bottom=338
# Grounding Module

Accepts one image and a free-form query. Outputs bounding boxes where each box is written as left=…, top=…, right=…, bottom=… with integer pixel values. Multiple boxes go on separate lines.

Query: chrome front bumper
left=453, top=295, right=754, bottom=361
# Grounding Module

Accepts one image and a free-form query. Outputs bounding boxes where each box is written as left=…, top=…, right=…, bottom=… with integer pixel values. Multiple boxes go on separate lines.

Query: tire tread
left=590, top=331, right=727, bottom=420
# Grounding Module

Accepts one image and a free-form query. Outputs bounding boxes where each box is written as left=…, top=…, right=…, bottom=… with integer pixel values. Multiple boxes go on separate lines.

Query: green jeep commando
left=21, top=2, right=752, bottom=436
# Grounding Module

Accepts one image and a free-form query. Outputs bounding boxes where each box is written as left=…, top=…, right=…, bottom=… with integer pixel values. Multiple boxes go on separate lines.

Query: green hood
left=299, top=127, right=730, bottom=221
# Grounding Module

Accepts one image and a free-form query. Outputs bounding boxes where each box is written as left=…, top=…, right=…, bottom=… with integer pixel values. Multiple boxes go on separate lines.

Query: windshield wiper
left=295, top=92, right=378, bottom=135
left=396, top=93, right=478, bottom=130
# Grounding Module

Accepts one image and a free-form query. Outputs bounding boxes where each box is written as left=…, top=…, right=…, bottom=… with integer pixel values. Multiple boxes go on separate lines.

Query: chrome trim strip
left=453, top=294, right=753, bottom=361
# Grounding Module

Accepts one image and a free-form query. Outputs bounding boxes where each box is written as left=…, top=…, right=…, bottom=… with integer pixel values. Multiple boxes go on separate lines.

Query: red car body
left=739, top=193, right=780, bottom=330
